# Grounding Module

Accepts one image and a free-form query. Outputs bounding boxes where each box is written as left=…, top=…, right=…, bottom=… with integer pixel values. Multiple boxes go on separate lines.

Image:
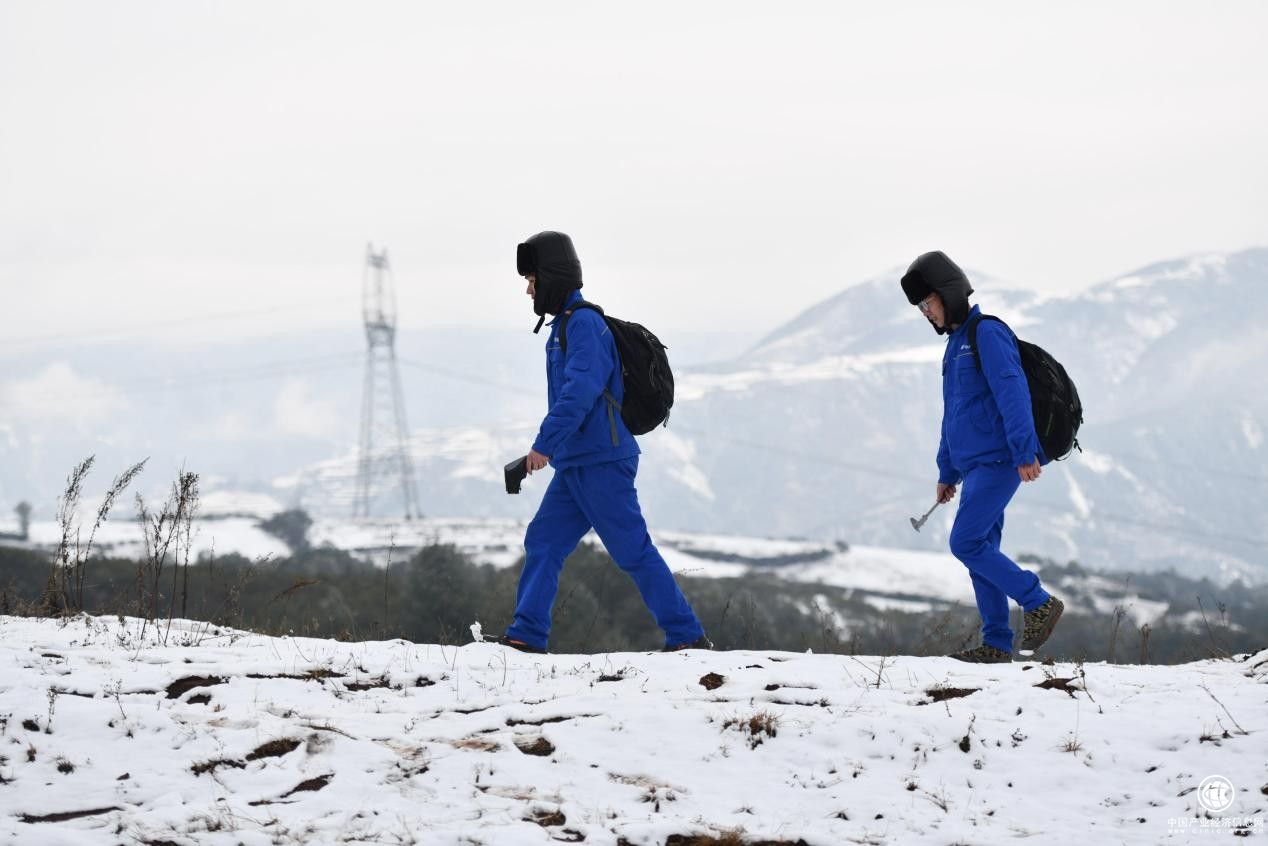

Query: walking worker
left=901, top=250, right=1064, bottom=663
left=498, top=230, right=711, bottom=654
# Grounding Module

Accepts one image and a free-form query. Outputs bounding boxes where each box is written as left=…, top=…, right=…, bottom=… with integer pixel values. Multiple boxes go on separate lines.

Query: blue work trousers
left=507, top=457, right=705, bottom=651
left=949, top=462, right=1051, bottom=652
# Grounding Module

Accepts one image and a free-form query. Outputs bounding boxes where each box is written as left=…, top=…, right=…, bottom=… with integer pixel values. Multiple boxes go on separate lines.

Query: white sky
left=2, top=0, right=1266, bottom=345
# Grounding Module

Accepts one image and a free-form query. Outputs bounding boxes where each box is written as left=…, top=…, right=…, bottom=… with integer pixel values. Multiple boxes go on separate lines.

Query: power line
left=349, top=359, right=1268, bottom=549
left=0, top=296, right=358, bottom=351
left=397, top=358, right=540, bottom=399
left=1099, top=448, right=1268, bottom=485
left=7, top=352, right=364, bottom=400
left=1021, top=498, right=1268, bottom=550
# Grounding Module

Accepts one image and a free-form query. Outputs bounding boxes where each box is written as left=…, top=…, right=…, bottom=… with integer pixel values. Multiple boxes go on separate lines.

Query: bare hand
left=1018, top=459, right=1042, bottom=482
left=526, top=449, right=550, bottom=473
left=936, top=483, right=957, bottom=504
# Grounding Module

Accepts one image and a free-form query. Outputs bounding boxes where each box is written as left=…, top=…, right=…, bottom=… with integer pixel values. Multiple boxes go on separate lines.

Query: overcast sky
left=2, top=1, right=1265, bottom=347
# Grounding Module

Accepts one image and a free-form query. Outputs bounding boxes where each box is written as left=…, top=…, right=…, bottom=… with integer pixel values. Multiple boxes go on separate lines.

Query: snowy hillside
left=0, top=615, right=1264, bottom=845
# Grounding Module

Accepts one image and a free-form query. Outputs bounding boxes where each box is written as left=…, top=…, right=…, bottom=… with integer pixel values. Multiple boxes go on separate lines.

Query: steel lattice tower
left=353, top=244, right=421, bottom=519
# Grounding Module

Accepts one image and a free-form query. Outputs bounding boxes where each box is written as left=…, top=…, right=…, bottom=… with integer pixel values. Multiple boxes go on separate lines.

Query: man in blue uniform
left=901, top=251, right=1064, bottom=663
left=499, top=231, right=710, bottom=654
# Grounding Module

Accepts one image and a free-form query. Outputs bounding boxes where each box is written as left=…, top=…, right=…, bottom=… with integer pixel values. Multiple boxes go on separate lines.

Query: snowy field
left=1, top=615, right=1265, bottom=845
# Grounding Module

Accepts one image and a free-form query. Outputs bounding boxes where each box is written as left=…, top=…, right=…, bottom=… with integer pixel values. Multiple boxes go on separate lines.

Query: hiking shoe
left=496, top=635, right=547, bottom=654
left=949, top=644, right=1013, bottom=663
left=662, top=634, right=713, bottom=652
left=1021, top=596, right=1064, bottom=651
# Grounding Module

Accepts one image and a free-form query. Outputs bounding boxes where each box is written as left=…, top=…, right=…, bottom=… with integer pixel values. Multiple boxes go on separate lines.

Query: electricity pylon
left=353, top=244, right=420, bottom=519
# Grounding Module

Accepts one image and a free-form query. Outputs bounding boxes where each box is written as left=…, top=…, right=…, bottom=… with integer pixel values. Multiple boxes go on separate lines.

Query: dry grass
left=451, top=737, right=501, bottom=752
left=721, top=711, right=780, bottom=749
left=47, top=457, right=147, bottom=614
left=1059, top=733, right=1084, bottom=754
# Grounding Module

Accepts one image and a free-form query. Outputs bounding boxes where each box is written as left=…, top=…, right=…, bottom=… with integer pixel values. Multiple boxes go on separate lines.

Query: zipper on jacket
left=603, top=390, right=621, bottom=446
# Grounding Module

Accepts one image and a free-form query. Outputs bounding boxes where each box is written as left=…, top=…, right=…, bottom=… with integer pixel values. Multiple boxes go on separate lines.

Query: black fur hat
left=517, top=231, right=583, bottom=332
left=900, top=251, right=973, bottom=334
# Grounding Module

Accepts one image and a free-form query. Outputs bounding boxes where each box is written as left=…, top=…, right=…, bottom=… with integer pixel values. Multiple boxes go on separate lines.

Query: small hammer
left=910, top=501, right=942, bottom=532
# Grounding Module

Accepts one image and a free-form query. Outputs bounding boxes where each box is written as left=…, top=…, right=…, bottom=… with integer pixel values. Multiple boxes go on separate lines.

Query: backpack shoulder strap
left=557, top=302, right=622, bottom=442
left=558, top=301, right=604, bottom=355
left=967, top=313, right=1008, bottom=371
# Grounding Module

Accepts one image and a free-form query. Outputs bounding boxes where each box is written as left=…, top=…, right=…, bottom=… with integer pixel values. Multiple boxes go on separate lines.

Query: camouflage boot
left=949, top=644, right=1013, bottom=663
left=1021, top=596, right=1065, bottom=651
left=662, top=634, right=714, bottom=652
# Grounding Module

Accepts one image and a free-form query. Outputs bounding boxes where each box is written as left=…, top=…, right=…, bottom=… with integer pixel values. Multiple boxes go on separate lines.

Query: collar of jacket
left=946, top=304, right=982, bottom=340
left=547, top=289, right=587, bottom=328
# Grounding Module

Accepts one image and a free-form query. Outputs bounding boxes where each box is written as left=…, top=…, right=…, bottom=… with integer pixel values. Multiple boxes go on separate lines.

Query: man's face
left=524, top=273, right=536, bottom=300
left=916, top=291, right=946, bottom=330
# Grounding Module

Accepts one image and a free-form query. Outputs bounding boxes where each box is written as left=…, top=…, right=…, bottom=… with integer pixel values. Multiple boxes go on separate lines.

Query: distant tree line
left=1, top=541, right=1263, bottom=664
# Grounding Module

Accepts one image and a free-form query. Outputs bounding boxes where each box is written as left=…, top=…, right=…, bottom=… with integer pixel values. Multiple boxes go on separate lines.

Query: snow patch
left=655, top=431, right=716, bottom=502
left=1113, top=274, right=1148, bottom=290
left=1242, top=412, right=1263, bottom=450
left=1065, top=471, right=1092, bottom=520
left=1125, top=310, right=1179, bottom=342
left=1078, top=450, right=1115, bottom=475
left=1086, top=593, right=1170, bottom=627
left=778, top=545, right=975, bottom=605
left=811, top=593, right=852, bottom=634
left=676, top=346, right=943, bottom=402
left=860, top=595, right=936, bottom=614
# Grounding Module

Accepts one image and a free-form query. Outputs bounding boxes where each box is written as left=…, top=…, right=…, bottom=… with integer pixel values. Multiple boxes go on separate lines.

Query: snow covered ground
left=1, top=615, right=1265, bottom=845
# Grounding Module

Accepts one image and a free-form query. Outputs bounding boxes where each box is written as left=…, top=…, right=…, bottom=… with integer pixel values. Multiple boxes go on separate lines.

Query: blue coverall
left=506, top=290, right=705, bottom=650
left=938, top=305, right=1052, bottom=652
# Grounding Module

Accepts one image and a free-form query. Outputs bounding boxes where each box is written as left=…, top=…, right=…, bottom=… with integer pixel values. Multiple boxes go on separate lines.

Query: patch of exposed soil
left=246, top=738, right=302, bottom=761
left=165, top=676, right=227, bottom=699
left=924, top=686, right=979, bottom=704
left=515, top=736, right=555, bottom=757
left=699, top=673, right=725, bottom=691
left=19, top=806, right=121, bottom=824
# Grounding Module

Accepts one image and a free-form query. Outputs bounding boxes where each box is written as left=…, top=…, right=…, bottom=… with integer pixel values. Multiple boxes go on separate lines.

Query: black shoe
left=949, top=644, right=1013, bottom=663
left=1021, top=596, right=1065, bottom=651
left=497, top=634, right=547, bottom=654
left=662, top=634, right=713, bottom=652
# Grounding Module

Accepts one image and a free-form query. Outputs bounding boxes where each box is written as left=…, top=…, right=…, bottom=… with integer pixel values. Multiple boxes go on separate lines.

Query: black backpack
left=558, top=302, right=674, bottom=436
left=968, top=314, right=1083, bottom=461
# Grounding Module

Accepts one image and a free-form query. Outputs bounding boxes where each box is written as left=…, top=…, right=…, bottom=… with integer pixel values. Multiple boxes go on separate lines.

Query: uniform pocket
left=953, top=354, right=984, bottom=390
left=546, top=346, right=564, bottom=380
left=970, top=396, right=998, bottom=433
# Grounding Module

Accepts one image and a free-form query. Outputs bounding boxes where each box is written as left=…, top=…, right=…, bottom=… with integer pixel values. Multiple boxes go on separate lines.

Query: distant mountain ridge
left=2, top=248, right=1266, bottom=585
left=295, top=248, right=1268, bottom=584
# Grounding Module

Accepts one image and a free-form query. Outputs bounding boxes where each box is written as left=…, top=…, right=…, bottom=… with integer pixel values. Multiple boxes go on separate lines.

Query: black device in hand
left=504, top=455, right=529, bottom=494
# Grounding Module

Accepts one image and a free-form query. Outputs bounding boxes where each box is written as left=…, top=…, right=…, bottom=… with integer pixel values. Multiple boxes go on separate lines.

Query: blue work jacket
left=937, top=305, right=1046, bottom=485
left=531, top=290, right=641, bottom=470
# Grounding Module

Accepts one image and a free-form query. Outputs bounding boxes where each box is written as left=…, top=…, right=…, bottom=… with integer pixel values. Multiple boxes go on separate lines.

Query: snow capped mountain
left=651, top=248, right=1268, bottom=584
left=2, top=249, right=1265, bottom=585
left=297, top=248, right=1268, bottom=584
